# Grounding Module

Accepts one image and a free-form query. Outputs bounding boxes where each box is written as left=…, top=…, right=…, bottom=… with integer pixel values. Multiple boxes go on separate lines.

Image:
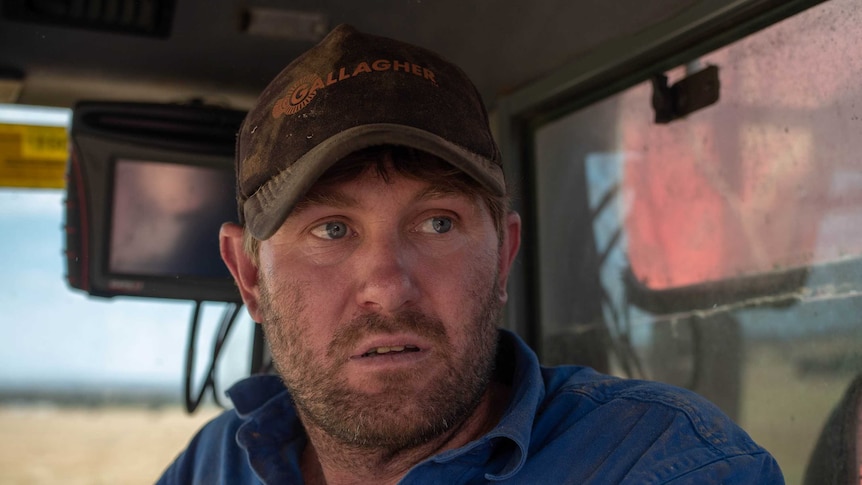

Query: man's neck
left=299, top=380, right=511, bottom=485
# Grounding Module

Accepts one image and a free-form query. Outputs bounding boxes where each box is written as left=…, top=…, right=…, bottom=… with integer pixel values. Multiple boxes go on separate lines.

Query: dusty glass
left=532, top=0, right=862, bottom=482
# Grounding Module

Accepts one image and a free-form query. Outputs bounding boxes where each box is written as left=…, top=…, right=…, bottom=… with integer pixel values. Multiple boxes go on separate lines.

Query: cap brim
left=242, top=123, right=505, bottom=240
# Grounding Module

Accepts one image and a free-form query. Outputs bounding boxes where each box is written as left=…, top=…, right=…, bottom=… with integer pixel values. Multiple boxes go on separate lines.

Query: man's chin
left=343, top=363, right=437, bottom=394
left=300, top=390, right=460, bottom=450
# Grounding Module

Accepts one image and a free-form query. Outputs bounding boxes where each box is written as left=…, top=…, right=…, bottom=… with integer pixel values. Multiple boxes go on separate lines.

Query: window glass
left=0, top=142, right=252, bottom=482
left=532, top=0, right=862, bottom=482
left=621, top=13, right=862, bottom=290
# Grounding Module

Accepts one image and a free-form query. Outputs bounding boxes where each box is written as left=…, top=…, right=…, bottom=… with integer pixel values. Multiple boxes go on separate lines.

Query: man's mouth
left=361, top=344, right=420, bottom=358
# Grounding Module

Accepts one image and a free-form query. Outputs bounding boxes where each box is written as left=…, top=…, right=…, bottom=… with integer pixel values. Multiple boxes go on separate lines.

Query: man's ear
left=496, top=211, right=522, bottom=303
left=220, top=222, right=264, bottom=322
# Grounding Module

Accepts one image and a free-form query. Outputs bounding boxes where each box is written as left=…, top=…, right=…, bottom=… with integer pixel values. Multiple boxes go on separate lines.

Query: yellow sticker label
left=0, top=124, right=68, bottom=189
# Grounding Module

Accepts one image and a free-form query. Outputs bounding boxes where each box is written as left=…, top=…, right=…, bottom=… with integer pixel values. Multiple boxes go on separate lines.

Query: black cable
left=597, top=228, right=623, bottom=268
left=184, top=300, right=204, bottom=413
left=183, top=301, right=242, bottom=413
left=589, top=183, right=621, bottom=223
left=207, top=302, right=242, bottom=407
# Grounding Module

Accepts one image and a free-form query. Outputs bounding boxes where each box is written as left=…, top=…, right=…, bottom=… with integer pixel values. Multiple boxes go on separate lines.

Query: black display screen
left=109, top=159, right=236, bottom=279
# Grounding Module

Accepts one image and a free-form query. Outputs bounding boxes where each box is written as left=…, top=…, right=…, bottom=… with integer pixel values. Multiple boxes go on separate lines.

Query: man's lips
left=348, top=335, right=433, bottom=360
left=360, top=344, right=420, bottom=357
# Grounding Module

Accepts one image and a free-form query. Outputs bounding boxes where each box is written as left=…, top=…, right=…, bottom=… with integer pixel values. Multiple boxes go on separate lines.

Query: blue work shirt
left=158, top=330, right=784, bottom=484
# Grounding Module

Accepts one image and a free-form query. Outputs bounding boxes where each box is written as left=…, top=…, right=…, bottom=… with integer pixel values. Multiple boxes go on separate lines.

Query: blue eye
left=312, top=221, right=350, bottom=240
left=418, top=216, right=452, bottom=234
left=432, top=217, right=452, bottom=233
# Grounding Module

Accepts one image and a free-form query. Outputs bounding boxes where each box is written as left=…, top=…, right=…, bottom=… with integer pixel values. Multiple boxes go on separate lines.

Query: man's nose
left=353, top=232, right=420, bottom=314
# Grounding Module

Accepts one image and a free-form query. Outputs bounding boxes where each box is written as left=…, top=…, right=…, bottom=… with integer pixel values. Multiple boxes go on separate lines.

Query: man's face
left=253, top=163, right=514, bottom=451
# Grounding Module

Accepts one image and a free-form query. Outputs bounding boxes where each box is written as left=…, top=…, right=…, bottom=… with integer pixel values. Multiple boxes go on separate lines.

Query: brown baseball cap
left=236, top=24, right=505, bottom=240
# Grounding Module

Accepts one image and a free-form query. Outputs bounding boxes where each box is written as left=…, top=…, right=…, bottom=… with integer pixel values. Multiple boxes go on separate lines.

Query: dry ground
left=0, top=404, right=220, bottom=485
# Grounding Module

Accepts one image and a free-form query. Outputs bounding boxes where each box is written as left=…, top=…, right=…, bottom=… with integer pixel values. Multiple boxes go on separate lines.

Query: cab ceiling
left=0, top=0, right=699, bottom=110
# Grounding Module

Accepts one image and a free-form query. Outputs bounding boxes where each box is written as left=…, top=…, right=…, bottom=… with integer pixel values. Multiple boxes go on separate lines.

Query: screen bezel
left=69, top=129, right=242, bottom=302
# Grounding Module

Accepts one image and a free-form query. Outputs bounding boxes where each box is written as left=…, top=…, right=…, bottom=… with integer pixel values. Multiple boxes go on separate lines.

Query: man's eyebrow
left=413, top=184, right=475, bottom=203
left=290, top=190, right=358, bottom=217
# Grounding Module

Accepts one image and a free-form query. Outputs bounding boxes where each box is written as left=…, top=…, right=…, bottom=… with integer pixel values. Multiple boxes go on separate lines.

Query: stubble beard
left=258, top=277, right=501, bottom=453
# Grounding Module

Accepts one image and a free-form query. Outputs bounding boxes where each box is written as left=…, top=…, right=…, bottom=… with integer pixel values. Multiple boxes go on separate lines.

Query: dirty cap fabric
left=236, top=23, right=505, bottom=240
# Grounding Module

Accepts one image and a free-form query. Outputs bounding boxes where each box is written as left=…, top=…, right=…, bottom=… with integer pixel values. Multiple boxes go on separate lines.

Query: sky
left=0, top=188, right=253, bottom=391
left=0, top=105, right=252, bottom=393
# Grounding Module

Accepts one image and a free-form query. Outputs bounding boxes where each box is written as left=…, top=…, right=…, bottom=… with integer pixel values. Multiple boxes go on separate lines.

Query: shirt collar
left=229, top=375, right=306, bottom=483
left=228, top=373, right=289, bottom=418
left=430, top=329, right=543, bottom=480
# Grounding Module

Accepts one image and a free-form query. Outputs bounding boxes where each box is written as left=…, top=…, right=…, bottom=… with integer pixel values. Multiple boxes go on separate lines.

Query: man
left=159, top=24, right=784, bottom=484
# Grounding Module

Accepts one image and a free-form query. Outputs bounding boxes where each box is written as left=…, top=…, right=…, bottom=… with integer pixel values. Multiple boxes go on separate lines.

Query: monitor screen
left=65, top=101, right=246, bottom=301
left=109, top=159, right=236, bottom=279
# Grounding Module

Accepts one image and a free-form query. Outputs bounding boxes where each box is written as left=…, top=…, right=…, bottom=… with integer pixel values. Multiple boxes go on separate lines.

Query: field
left=0, top=404, right=221, bottom=485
